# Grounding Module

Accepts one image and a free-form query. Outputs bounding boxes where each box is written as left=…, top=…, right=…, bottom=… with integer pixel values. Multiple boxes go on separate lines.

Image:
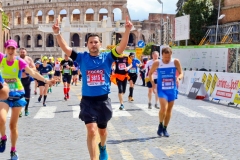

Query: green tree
left=2, top=12, right=9, bottom=30
left=143, top=42, right=154, bottom=55
left=176, top=0, right=189, bottom=16
left=177, top=0, right=214, bottom=45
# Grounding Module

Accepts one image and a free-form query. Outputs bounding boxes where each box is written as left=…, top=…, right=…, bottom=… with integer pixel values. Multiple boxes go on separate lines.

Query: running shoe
left=154, top=104, right=160, bottom=109
left=157, top=123, right=163, bottom=136
left=34, top=91, right=37, bottom=95
left=64, top=96, right=67, bottom=101
left=128, top=96, right=134, bottom=102
left=50, top=88, right=52, bottom=93
left=47, top=88, right=50, bottom=93
left=148, top=103, right=152, bottom=109
left=43, top=103, right=46, bottom=107
left=99, top=143, right=108, bottom=160
left=163, top=128, right=170, bottom=137
left=25, top=110, right=29, bottom=116
left=10, top=150, right=19, bottom=160
left=119, top=104, right=124, bottom=110
left=38, top=96, right=41, bottom=102
left=0, top=138, right=7, bottom=152
left=71, top=82, right=74, bottom=85
left=19, top=112, right=22, bottom=118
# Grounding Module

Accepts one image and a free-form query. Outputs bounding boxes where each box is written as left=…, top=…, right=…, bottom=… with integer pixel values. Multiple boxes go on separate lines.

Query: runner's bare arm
left=52, top=18, right=72, bottom=56
left=174, top=59, right=183, bottom=80
left=115, top=16, right=133, bottom=55
left=25, top=66, right=53, bottom=84
left=28, top=56, right=36, bottom=70
left=148, top=60, right=159, bottom=83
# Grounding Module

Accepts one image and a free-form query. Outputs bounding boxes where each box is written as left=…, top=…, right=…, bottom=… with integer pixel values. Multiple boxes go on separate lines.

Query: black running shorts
left=79, top=96, right=112, bottom=129
left=54, top=71, right=61, bottom=76
left=72, top=71, right=78, bottom=75
left=37, top=80, right=46, bottom=87
left=62, top=74, right=72, bottom=84
left=116, top=78, right=127, bottom=94
left=147, top=79, right=158, bottom=88
left=128, top=73, right=138, bottom=84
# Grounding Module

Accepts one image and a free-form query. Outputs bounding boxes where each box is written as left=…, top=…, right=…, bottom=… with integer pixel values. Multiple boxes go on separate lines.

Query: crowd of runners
left=0, top=16, right=183, bottom=160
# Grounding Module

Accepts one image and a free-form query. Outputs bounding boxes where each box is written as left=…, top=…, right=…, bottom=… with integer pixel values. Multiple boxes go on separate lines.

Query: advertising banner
left=181, top=71, right=240, bottom=103
left=210, top=73, right=239, bottom=102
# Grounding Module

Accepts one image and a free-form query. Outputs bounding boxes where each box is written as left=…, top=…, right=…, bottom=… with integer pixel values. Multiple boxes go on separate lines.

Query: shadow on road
left=107, top=136, right=158, bottom=144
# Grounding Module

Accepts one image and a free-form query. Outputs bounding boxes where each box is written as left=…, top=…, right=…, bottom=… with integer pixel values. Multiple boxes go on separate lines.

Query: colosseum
left=2, top=0, right=175, bottom=59
left=1, top=0, right=134, bottom=58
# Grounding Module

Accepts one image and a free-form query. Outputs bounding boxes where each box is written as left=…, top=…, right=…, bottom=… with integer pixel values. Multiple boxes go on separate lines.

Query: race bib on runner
left=63, top=69, right=70, bottom=74
left=5, top=78, right=18, bottom=91
left=118, top=63, right=126, bottom=70
left=87, top=70, right=105, bottom=86
left=129, top=68, right=137, bottom=73
left=162, top=78, right=174, bottom=90
left=42, top=73, right=49, bottom=80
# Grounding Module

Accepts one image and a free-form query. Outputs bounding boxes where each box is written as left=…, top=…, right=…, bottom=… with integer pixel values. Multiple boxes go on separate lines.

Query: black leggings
left=21, top=77, right=31, bottom=98
left=116, top=78, right=127, bottom=94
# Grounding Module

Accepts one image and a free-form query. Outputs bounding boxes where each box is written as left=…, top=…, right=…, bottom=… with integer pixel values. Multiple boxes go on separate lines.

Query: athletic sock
left=1, top=135, right=7, bottom=140
left=129, top=87, right=134, bottom=97
left=63, top=87, right=67, bottom=95
left=11, top=147, right=16, bottom=152
left=43, top=95, right=47, bottom=103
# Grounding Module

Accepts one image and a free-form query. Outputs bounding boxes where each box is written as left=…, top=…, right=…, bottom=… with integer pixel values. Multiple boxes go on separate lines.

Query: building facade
left=206, top=0, right=240, bottom=44
left=2, top=0, right=175, bottom=58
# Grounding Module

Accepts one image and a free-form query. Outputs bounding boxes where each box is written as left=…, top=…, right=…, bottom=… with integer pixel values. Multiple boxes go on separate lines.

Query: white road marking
left=72, top=106, right=80, bottom=118
left=112, top=104, right=132, bottom=117
left=199, top=106, right=240, bottom=118
left=34, top=106, right=57, bottom=119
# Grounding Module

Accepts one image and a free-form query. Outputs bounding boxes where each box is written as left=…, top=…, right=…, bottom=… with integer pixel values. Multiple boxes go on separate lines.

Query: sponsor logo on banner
left=180, top=71, right=240, bottom=103
left=233, top=81, right=240, bottom=104
left=209, top=74, right=218, bottom=96
left=210, top=73, right=239, bottom=101
left=201, top=73, right=207, bottom=84
left=205, top=73, right=213, bottom=92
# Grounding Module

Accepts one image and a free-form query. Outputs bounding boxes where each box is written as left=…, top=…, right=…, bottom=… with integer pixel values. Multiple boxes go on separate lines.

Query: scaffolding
left=205, top=22, right=240, bottom=45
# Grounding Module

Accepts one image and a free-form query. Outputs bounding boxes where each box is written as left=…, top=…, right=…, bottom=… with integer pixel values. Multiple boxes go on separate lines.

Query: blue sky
left=39, top=0, right=178, bottom=21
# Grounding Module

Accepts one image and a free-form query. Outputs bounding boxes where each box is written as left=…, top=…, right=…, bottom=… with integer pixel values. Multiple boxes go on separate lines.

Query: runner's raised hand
left=52, top=18, right=60, bottom=34
left=125, top=16, right=133, bottom=31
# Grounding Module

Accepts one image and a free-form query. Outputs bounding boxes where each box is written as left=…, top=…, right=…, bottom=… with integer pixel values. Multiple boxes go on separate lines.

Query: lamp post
left=157, top=0, right=163, bottom=46
left=215, top=0, right=225, bottom=45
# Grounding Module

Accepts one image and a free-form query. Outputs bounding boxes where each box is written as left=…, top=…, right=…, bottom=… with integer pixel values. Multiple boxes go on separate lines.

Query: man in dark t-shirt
left=60, top=54, right=74, bottom=100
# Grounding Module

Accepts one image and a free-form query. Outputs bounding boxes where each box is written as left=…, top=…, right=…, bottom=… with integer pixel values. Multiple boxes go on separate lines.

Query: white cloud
left=127, top=0, right=178, bottom=21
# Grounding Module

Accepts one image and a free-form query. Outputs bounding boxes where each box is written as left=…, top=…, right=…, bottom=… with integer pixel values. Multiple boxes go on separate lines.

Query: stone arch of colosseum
left=2, top=0, right=149, bottom=58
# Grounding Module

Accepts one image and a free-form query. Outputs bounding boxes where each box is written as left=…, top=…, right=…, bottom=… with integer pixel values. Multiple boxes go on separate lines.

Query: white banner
left=172, top=48, right=228, bottom=72
left=180, top=71, right=240, bottom=103
left=209, top=72, right=239, bottom=102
